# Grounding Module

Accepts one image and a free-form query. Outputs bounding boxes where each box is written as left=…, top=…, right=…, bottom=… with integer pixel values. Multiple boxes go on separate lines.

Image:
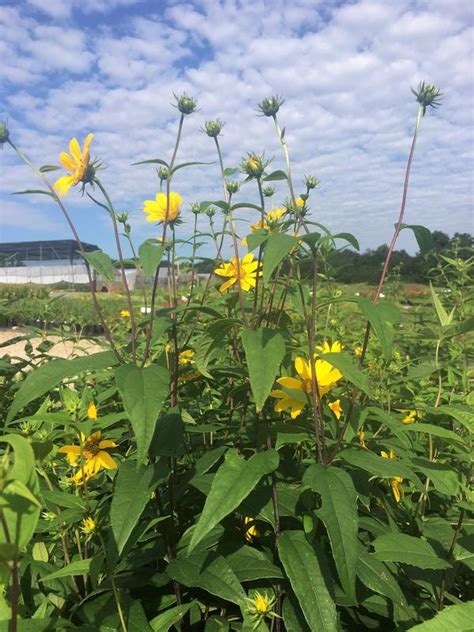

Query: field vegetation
left=0, top=85, right=472, bottom=631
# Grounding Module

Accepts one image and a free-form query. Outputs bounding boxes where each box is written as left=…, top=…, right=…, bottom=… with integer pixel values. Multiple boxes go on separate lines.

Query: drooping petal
left=277, top=376, right=304, bottom=391
left=82, top=133, right=95, bottom=161
left=69, top=138, right=82, bottom=163
left=219, top=277, right=237, bottom=292
left=97, top=451, right=117, bottom=470
left=59, top=152, right=77, bottom=173
left=295, top=357, right=311, bottom=381
left=98, top=439, right=117, bottom=449
left=53, top=174, right=76, bottom=196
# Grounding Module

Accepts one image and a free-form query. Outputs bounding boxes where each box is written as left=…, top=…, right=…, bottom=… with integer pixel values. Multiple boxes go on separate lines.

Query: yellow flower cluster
left=58, top=431, right=117, bottom=484
left=215, top=253, right=262, bottom=292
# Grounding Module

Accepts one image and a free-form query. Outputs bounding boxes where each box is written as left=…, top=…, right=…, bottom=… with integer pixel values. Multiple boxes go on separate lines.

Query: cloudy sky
left=0, top=0, right=473, bottom=259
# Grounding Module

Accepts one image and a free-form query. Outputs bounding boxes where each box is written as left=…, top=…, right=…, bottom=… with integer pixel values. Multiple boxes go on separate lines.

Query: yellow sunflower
left=271, top=351, right=343, bottom=419
left=58, top=431, right=117, bottom=484
left=143, top=192, right=182, bottom=223
left=54, top=134, right=95, bottom=196
left=214, top=252, right=262, bottom=292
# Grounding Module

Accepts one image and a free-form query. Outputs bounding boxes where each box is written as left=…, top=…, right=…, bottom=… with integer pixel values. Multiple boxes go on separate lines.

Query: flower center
left=83, top=437, right=100, bottom=458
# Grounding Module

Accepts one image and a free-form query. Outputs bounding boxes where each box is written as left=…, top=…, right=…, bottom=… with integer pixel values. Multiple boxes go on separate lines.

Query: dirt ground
left=0, top=327, right=104, bottom=360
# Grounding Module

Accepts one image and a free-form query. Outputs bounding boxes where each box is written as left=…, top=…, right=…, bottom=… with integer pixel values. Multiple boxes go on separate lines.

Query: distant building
left=0, top=239, right=99, bottom=285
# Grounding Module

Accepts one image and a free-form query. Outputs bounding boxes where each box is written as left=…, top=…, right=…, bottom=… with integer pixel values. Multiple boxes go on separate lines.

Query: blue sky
left=1, top=0, right=473, bottom=258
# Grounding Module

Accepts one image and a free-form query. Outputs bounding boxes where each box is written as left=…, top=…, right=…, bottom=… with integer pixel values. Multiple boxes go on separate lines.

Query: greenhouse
left=0, top=239, right=98, bottom=285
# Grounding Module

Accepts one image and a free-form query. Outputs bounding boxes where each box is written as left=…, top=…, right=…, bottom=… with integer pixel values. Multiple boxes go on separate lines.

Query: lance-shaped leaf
left=278, top=530, right=337, bottom=632
left=400, top=223, right=433, bottom=255
left=241, top=327, right=286, bottom=412
left=7, top=351, right=116, bottom=422
left=83, top=250, right=116, bottom=282
left=303, top=464, right=358, bottom=603
left=138, top=239, right=164, bottom=279
left=322, top=352, right=372, bottom=396
left=407, top=601, right=474, bottom=631
left=115, top=364, right=169, bottom=464
left=357, top=546, right=409, bottom=610
left=372, top=532, right=451, bottom=569
left=263, top=233, right=297, bottom=284
left=188, top=449, right=279, bottom=552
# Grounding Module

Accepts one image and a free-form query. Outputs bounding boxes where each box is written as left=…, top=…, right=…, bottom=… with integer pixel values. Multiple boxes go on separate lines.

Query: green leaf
left=441, top=316, right=474, bottom=340
left=332, top=232, right=360, bottom=251
left=263, top=233, right=297, bottom=284
left=356, top=297, right=401, bottom=362
left=303, top=464, right=358, bottom=602
left=7, top=351, right=116, bottom=422
left=149, top=602, right=196, bottom=632
left=430, top=283, right=454, bottom=327
left=357, top=546, right=408, bottom=609
left=110, top=460, right=158, bottom=556
left=150, top=413, right=185, bottom=458
left=132, top=158, right=169, bottom=167
left=263, top=169, right=288, bottom=181
left=39, top=165, right=61, bottom=173
left=171, top=160, right=214, bottom=174
left=278, top=531, right=337, bottom=632
left=427, top=405, right=473, bottom=434
left=338, top=448, right=422, bottom=486
left=115, top=364, right=169, bottom=463
left=241, top=327, right=286, bottom=412
left=40, top=559, right=92, bottom=582
left=188, top=449, right=279, bottom=553
left=246, top=230, right=268, bottom=252
left=0, top=435, right=40, bottom=550
left=407, top=601, right=474, bottom=630
left=400, top=223, right=433, bottom=255
left=224, top=167, right=239, bottom=176
left=167, top=552, right=245, bottom=605
left=138, top=240, right=164, bottom=278
left=12, top=189, right=54, bottom=197
left=322, top=352, right=372, bottom=396
left=225, top=546, right=283, bottom=582
left=372, top=533, right=451, bottom=569
left=82, top=250, right=116, bottom=282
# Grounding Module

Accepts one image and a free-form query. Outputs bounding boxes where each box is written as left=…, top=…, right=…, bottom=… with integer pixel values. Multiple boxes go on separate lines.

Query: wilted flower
left=58, top=431, right=118, bottom=484
left=174, top=92, right=198, bottom=115
left=329, top=399, right=343, bottom=420
left=381, top=449, right=403, bottom=503
left=411, top=82, right=442, bottom=116
left=143, top=192, right=182, bottom=223
left=54, top=134, right=96, bottom=196
left=214, top=253, right=262, bottom=292
left=257, top=95, right=284, bottom=117
left=202, top=119, right=224, bottom=137
left=243, top=516, right=260, bottom=543
left=358, top=431, right=367, bottom=449
left=398, top=409, right=417, bottom=424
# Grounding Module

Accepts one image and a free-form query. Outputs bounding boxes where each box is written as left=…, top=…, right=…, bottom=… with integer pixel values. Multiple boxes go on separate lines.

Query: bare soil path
left=0, top=327, right=104, bottom=360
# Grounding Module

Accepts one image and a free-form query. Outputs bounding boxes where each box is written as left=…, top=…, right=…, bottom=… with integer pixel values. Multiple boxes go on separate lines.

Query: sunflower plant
left=1, top=83, right=473, bottom=632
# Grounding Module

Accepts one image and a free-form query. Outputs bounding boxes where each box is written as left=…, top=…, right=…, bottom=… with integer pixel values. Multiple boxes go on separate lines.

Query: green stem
left=98, top=532, right=128, bottom=632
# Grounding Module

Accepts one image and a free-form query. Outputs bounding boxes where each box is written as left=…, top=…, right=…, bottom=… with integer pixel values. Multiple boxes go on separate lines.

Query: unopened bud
left=158, top=167, right=168, bottom=182
left=226, top=180, right=239, bottom=194
left=257, top=95, right=284, bottom=117
left=304, top=175, right=320, bottom=190
left=203, top=119, right=224, bottom=138
left=263, top=186, right=275, bottom=198
left=411, top=82, right=442, bottom=116
left=0, top=121, right=10, bottom=147
left=175, top=92, right=198, bottom=115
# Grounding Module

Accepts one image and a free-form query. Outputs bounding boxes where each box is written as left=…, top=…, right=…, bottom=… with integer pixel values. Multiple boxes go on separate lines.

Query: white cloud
left=1, top=0, right=473, bottom=256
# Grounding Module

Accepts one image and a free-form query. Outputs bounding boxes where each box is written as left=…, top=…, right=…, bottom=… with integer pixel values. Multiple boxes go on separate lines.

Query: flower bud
left=205, top=207, right=216, bottom=219
left=116, top=211, right=128, bottom=224
left=190, top=202, right=201, bottom=215
left=158, top=167, right=169, bottom=182
left=175, top=92, right=198, bottom=115
left=203, top=119, right=224, bottom=138
left=241, top=152, right=268, bottom=179
left=304, top=175, right=320, bottom=190
left=263, top=186, right=275, bottom=197
left=0, top=121, right=9, bottom=147
left=257, top=95, right=284, bottom=117
left=226, top=180, right=239, bottom=194
left=411, top=82, right=442, bottom=116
